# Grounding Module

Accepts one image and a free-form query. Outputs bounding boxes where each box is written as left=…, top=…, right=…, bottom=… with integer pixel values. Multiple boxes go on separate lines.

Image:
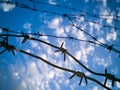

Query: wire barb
left=0, top=42, right=15, bottom=55
left=107, top=45, right=113, bottom=53
left=104, top=68, right=115, bottom=87
left=55, top=42, right=67, bottom=61
left=69, top=71, right=88, bottom=85
left=21, top=32, right=31, bottom=43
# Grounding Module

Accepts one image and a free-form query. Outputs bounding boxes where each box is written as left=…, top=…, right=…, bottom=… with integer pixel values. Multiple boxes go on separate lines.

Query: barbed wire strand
left=0, top=41, right=111, bottom=90
left=0, top=1, right=119, bottom=47
left=64, top=15, right=120, bottom=53
left=1, top=27, right=120, bottom=55
left=0, top=1, right=120, bottom=89
left=29, top=0, right=120, bottom=21
left=0, top=1, right=120, bottom=31
left=1, top=33, right=120, bottom=84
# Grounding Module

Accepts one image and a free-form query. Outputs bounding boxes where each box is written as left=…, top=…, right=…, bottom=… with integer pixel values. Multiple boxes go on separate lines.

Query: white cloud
left=85, top=0, right=89, bottom=3
left=93, top=56, right=111, bottom=68
left=54, top=81, right=61, bottom=90
left=0, top=28, right=2, bottom=33
left=75, top=42, right=94, bottom=64
left=48, top=70, right=54, bottom=79
left=98, top=37, right=105, bottom=44
left=56, top=27, right=65, bottom=36
left=85, top=72, right=91, bottom=76
left=30, top=41, right=40, bottom=49
left=48, top=17, right=66, bottom=36
left=25, top=49, right=31, bottom=53
left=94, top=24, right=101, bottom=31
left=72, top=28, right=86, bottom=40
left=106, top=16, right=113, bottom=25
left=65, top=25, right=71, bottom=33
left=48, top=17, right=62, bottom=29
left=23, top=22, right=32, bottom=30
left=116, top=82, right=120, bottom=88
left=93, top=86, right=98, bottom=90
left=0, top=2, right=15, bottom=12
left=86, top=45, right=94, bottom=54
left=99, top=7, right=114, bottom=25
left=75, top=50, right=81, bottom=60
left=105, top=81, right=112, bottom=89
left=106, top=31, right=117, bottom=41
left=40, top=35, right=48, bottom=41
left=48, top=0, right=57, bottom=5
left=64, top=80, right=70, bottom=86
left=103, top=0, right=107, bottom=7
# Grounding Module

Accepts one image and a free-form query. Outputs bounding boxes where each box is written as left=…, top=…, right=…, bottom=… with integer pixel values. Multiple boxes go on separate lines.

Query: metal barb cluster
left=0, top=1, right=120, bottom=89
left=21, top=32, right=31, bottom=43
left=107, top=45, right=114, bottom=52
left=69, top=71, right=88, bottom=85
left=104, top=68, right=115, bottom=87
left=55, top=42, right=67, bottom=61
left=0, top=37, right=15, bottom=55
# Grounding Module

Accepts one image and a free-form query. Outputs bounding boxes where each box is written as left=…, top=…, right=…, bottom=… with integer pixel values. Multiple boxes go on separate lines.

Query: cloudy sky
left=0, top=0, right=120, bottom=90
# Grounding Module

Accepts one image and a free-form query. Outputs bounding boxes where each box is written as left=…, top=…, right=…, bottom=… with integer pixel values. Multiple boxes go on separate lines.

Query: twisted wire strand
left=0, top=1, right=120, bottom=31
left=0, top=1, right=119, bottom=49
left=0, top=1, right=120, bottom=89
left=0, top=41, right=111, bottom=90
left=1, top=33, right=120, bottom=84
left=1, top=27, right=120, bottom=55
left=29, top=0, right=120, bottom=21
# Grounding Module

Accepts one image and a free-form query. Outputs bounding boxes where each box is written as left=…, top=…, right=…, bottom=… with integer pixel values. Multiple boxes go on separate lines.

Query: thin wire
left=29, top=0, right=120, bottom=21
left=1, top=1, right=118, bottom=42
left=0, top=41, right=111, bottom=90
left=1, top=27, right=120, bottom=55
left=1, top=33, right=120, bottom=84
left=0, top=1, right=120, bottom=31
left=70, top=16, right=120, bottom=31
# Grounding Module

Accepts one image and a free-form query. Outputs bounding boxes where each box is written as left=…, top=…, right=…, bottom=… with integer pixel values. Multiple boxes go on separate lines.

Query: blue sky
left=0, top=0, right=120, bottom=90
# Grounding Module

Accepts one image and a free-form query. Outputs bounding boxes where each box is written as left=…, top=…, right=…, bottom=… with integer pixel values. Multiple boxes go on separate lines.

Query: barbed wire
left=0, top=31, right=120, bottom=86
left=0, top=27, right=120, bottom=55
left=0, top=36, right=117, bottom=90
left=70, top=15, right=120, bottom=31
left=0, top=0, right=120, bottom=89
left=28, top=0, right=120, bottom=31
left=29, top=0, right=120, bottom=21
left=0, top=1, right=120, bottom=31
left=0, top=1, right=120, bottom=48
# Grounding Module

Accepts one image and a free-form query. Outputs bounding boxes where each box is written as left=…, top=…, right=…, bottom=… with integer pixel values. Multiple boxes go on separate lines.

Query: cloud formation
left=0, top=2, right=15, bottom=12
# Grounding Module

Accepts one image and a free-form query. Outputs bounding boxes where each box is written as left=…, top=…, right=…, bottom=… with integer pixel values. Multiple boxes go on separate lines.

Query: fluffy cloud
left=93, top=86, right=98, bottom=90
left=48, top=0, right=57, bottom=5
left=106, top=31, right=117, bottom=41
left=0, top=28, right=2, bottom=33
left=116, top=82, right=120, bottom=88
left=0, top=2, right=15, bottom=12
left=102, top=0, right=107, bottom=7
left=48, top=17, right=66, bottom=36
left=93, top=56, right=112, bottom=68
left=48, top=17, right=62, bottom=29
left=23, top=22, right=32, bottom=30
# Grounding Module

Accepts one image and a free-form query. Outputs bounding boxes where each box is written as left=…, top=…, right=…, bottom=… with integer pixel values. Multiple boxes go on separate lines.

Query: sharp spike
left=69, top=73, right=76, bottom=79
left=85, top=77, right=88, bottom=85
left=55, top=50, right=60, bottom=52
left=22, top=37, right=27, bottom=43
left=64, top=54, right=66, bottom=61
left=104, top=78, right=107, bottom=86
left=79, top=78, right=83, bottom=85
left=11, top=49, right=15, bottom=55
left=112, top=80, right=115, bottom=87
left=61, top=42, right=64, bottom=47
left=105, top=68, right=107, bottom=74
